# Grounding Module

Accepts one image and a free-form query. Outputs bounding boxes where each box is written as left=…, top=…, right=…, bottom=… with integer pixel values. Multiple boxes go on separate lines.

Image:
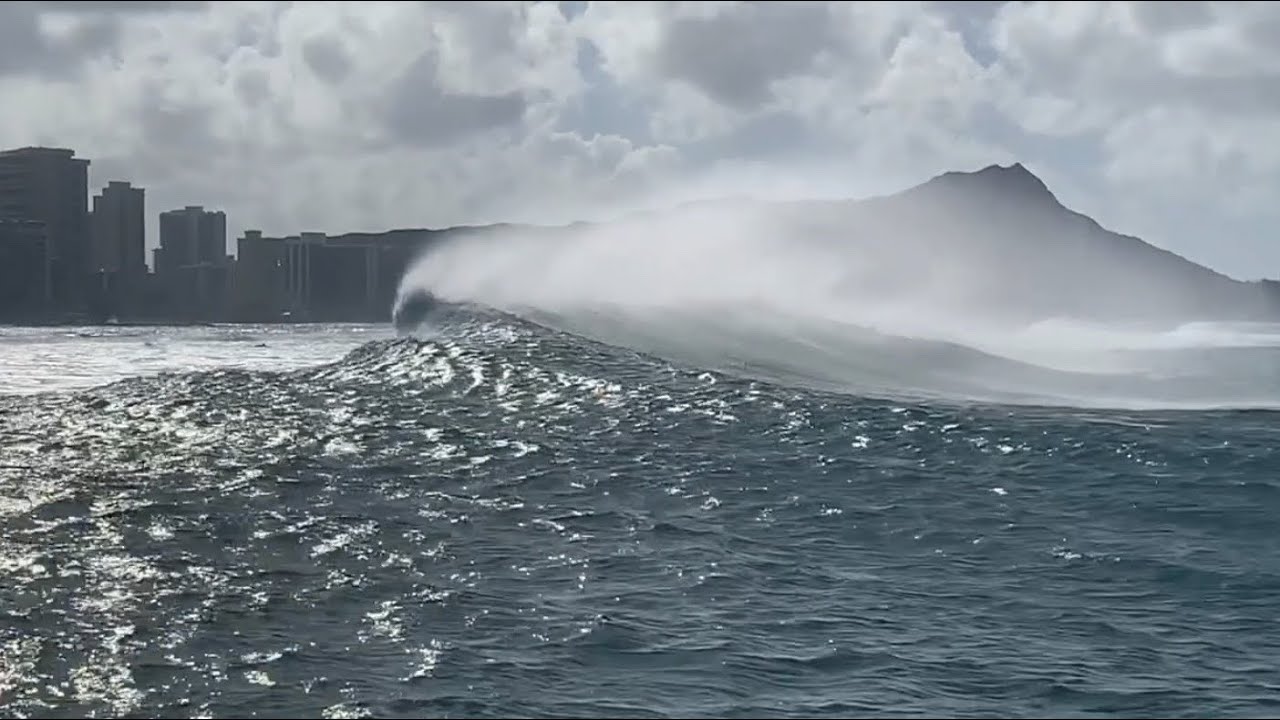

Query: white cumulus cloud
left=1, top=0, right=1277, bottom=279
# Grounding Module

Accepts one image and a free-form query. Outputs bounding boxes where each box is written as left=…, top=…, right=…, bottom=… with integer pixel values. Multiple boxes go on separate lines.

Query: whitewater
left=394, top=205, right=1280, bottom=411
left=3, top=214, right=1280, bottom=717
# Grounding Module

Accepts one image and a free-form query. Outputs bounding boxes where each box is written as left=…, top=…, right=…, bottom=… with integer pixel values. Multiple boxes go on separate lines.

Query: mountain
left=403, top=161, right=1278, bottom=328
left=746, top=162, right=1280, bottom=326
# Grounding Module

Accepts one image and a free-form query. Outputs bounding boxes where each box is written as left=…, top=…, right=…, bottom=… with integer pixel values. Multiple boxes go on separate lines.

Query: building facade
left=154, top=205, right=232, bottom=320
left=0, top=147, right=90, bottom=310
left=231, top=230, right=287, bottom=321
left=158, top=205, right=227, bottom=271
left=232, top=228, right=428, bottom=322
left=91, top=180, right=145, bottom=275
left=0, top=219, right=51, bottom=319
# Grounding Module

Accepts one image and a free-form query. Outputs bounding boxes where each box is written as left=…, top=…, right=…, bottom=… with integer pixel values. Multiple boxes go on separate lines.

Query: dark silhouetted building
left=192, top=223, right=521, bottom=323
left=91, top=181, right=145, bottom=275
left=231, top=230, right=287, bottom=321
left=155, top=205, right=231, bottom=320
left=0, top=147, right=89, bottom=310
left=0, top=219, right=51, bottom=320
left=232, top=228, right=430, bottom=322
left=88, top=181, right=146, bottom=320
left=157, top=205, right=227, bottom=271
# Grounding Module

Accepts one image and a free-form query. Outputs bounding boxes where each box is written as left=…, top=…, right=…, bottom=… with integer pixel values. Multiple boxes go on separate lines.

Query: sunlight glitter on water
left=2, top=322, right=1279, bottom=719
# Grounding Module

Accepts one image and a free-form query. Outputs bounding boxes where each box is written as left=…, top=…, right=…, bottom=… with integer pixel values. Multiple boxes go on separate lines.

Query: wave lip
left=380, top=291, right=1280, bottom=412
left=388, top=206, right=1280, bottom=412
left=531, top=305, right=1280, bottom=410
left=392, top=288, right=441, bottom=334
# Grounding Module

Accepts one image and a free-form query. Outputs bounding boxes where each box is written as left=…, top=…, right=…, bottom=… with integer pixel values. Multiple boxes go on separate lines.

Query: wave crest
left=393, top=210, right=1280, bottom=411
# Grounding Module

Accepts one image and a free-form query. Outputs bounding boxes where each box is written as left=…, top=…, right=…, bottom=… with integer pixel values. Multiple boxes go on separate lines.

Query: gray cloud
left=233, top=66, right=271, bottom=107
left=0, top=3, right=123, bottom=78
left=139, top=97, right=216, bottom=155
left=1129, top=1, right=1213, bottom=33
left=0, top=0, right=204, bottom=77
left=301, top=33, right=352, bottom=85
left=2, top=0, right=1278, bottom=281
left=1240, top=9, right=1280, bottom=53
left=0, top=4, right=50, bottom=76
left=37, top=1, right=208, bottom=13
left=383, top=51, right=527, bottom=147
left=995, top=2, right=1280, bottom=121
left=654, top=2, right=839, bottom=110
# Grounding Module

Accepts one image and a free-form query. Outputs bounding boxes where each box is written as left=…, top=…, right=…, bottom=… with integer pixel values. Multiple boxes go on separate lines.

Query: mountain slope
left=402, top=162, right=1278, bottom=328
left=753, top=162, right=1279, bottom=325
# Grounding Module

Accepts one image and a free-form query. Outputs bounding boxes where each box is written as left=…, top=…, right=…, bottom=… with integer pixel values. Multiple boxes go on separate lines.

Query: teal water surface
left=1, top=319, right=1278, bottom=718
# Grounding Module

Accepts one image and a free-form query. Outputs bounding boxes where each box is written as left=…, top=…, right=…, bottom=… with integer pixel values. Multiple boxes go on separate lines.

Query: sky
left=1, top=0, right=1278, bottom=280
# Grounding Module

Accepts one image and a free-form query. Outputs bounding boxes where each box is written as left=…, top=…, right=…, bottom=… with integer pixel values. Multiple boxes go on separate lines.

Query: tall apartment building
left=0, top=147, right=89, bottom=309
left=156, top=205, right=227, bottom=271
left=232, top=228, right=431, bottom=322
left=154, top=205, right=230, bottom=320
left=0, top=219, right=51, bottom=318
left=91, top=180, right=145, bottom=275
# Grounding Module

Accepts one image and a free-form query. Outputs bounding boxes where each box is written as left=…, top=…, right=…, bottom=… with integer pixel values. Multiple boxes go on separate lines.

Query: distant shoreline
left=0, top=319, right=390, bottom=328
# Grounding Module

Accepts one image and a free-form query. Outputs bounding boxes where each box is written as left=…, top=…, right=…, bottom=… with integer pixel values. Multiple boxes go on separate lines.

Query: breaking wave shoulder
left=386, top=207, right=1280, bottom=412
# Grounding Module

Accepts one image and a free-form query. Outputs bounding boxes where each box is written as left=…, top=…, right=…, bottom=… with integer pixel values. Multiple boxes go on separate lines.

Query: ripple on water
left=2, top=324, right=1280, bottom=718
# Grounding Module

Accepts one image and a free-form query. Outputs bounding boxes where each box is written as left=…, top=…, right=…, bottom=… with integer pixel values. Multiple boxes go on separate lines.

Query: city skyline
left=0, top=142, right=443, bottom=325
left=1, top=146, right=235, bottom=272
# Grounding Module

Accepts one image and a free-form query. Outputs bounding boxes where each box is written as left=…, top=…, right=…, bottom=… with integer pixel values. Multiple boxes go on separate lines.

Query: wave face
left=395, top=210, right=1280, bottom=410
left=2, top=320, right=1280, bottom=718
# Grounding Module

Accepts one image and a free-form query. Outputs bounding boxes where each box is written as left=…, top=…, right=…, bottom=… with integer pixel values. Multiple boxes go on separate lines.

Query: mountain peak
left=921, top=161, right=1059, bottom=206
left=975, top=161, right=1047, bottom=189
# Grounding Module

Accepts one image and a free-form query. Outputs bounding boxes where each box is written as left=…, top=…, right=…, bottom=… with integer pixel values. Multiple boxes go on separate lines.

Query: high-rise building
left=157, top=205, right=227, bottom=271
left=231, top=230, right=287, bottom=321
left=156, top=205, right=231, bottom=320
left=0, top=147, right=90, bottom=309
left=0, top=219, right=51, bottom=318
left=233, top=228, right=431, bottom=322
left=90, top=180, right=145, bottom=275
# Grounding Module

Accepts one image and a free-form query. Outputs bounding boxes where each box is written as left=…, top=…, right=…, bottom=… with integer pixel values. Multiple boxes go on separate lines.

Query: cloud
left=985, top=1, right=1280, bottom=273
left=0, top=1, right=1277, bottom=280
left=653, top=2, right=840, bottom=110
left=0, top=1, right=209, bottom=77
left=299, top=32, right=352, bottom=84
left=382, top=50, right=528, bottom=148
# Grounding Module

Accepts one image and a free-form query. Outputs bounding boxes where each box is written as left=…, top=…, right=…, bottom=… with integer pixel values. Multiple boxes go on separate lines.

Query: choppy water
left=2, top=318, right=1279, bottom=719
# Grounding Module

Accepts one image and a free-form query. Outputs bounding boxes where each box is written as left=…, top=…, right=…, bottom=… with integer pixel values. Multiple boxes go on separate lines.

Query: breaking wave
left=393, top=211, right=1280, bottom=412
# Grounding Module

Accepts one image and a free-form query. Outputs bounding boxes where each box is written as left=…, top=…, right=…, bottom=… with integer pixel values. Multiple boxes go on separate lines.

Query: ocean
left=2, top=311, right=1279, bottom=719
